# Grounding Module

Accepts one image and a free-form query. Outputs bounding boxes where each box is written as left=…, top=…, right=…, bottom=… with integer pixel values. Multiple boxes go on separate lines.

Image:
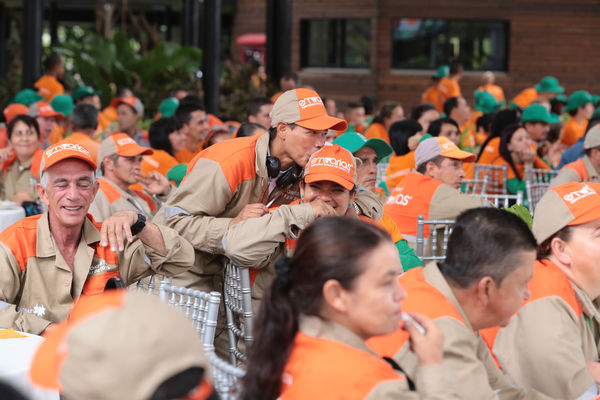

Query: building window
left=301, top=18, right=370, bottom=68
left=391, top=18, right=508, bottom=71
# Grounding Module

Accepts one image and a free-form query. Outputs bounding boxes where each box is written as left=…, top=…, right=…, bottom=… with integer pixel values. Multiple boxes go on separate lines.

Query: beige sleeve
left=88, top=190, right=113, bottom=223
left=117, top=224, right=196, bottom=284
left=550, top=168, right=580, bottom=187
left=428, top=185, right=485, bottom=221
left=224, top=203, right=314, bottom=268
left=355, top=188, right=384, bottom=221
left=492, top=298, right=596, bottom=399
left=0, top=243, right=52, bottom=334
left=153, top=159, right=234, bottom=255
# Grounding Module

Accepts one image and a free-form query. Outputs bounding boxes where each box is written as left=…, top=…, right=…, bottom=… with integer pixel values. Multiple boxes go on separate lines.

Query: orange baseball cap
left=304, top=144, right=356, bottom=190
left=110, top=96, right=144, bottom=116
left=532, top=182, right=600, bottom=243
left=28, top=101, right=64, bottom=120
left=30, top=291, right=211, bottom=400
left=414, top=136, right=476, bottom=167
left=40, top=142, right=97, bottom=172
left=3, top=104, right=28, bottom=124
left=98, top=133, right=153, bottom=164
left=270, top=88, right=347, bottom=132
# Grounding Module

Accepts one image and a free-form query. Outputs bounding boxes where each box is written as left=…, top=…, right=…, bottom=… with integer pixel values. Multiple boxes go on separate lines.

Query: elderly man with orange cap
left=89, top=133, right=171, bottom=222
left=0, top=142, right=194, bottom=334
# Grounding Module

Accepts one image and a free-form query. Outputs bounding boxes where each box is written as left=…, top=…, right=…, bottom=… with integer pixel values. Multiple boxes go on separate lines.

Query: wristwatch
left=130, top=213, right=147, bottom=235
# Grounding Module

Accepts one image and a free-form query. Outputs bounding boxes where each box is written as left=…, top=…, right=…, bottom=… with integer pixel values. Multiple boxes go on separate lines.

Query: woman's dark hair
left=388, top=119, right=422, bottom=156
left=410, top=103, right=437, bottom=121
left=7, top=114, right=40, bottom=140
left=476, top=113, right=495, bottom=134
left=150, top=367, right=217, bottom=400
left=242, top=217, right=391, bottom=400
left=440, top=208, right=537, bottom=288
left=148, top=117, right=178, bottom=156
left=428, top=117, right=458, bottom=137
left=372, top=102, right=400, bottom=125
left=476, top=109, right=521, bottom=162
left=498, top=123, right=524, bottom=180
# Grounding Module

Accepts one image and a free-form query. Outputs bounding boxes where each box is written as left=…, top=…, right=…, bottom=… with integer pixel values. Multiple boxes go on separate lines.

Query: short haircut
left=71, top=104, right=99, bottom=131
left=440, top=208, right=537, bottom=288
left=360, top=96, right=376, bottom=115
left=411, top=103, right=438, bottom=121
left=476, top=113, right=494, bottom=133
left=237, top=122, right=264, bottom=138
left=428, top=117, right=459, bottom=136
left=149, top=117, right=178, bottom=156
left=443, top=97, right=460, bottom=116
left=7, top=114, right=40, bottom=139
left=449, top=61, right=463, bottom=75
left=247, top=97, right=271, bottom=118
left=43, top=52, right=62, bottom=72
left=281, top=72, right=299, bottom=84
left=175, top=99, right=205, bottom=129
left=345, top=102, right=364, bottom=112
left=416, top=154, right=444, bottom=174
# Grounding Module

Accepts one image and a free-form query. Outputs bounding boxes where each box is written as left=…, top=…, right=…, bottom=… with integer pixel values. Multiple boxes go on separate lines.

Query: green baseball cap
left=474, top=90, right=499, bottom=114
left=72, top=86, right=99, bottom=101
left=333, top=132, right=392, bottom=162
left=564, top=90, right=593, bottom=113
left=534, top=76, right=564, bottom=94
left=10, top=89, right=43, bottom=106
left=521, top=104, right=560, bottom=124
left=158, top=97, right=179, bottom=118
left=50, top=94, right=75, bottom=118
left=592, top=107, right=600, bottom=120
left=166, top=163, right=187, bottom=186
left=432, top=65, right=449, bottom=79
left=591, top=94, right=600, bottom=107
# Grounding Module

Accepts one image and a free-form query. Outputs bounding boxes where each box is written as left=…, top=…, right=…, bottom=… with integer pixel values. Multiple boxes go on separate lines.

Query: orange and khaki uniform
left=0, top=213, right=194, bottom=334
left=141, top=149, right=179, bottom=177
left=482, top=259, right=600, bottom=399
left=368, top=264, right=552, bottom=400
left=551, top=155, right=600, bottom=187
left=561, top=118, right=588, bottom=147
left=89, top=177, right=160, bottom=222
left=175, top=142, right=204, bottom=164
left=511, top=88, right=538, bottom=109
left=365, top=122, right=390, bottom=144
left=282, top=314, right=459, bottom=399
left=33, top=75, right=64, bottom=102
left=0, top=149, right=43, bottom=201
left=386, top=152, right=416, bottom=190
left=58, top=132, right=100, bottom=163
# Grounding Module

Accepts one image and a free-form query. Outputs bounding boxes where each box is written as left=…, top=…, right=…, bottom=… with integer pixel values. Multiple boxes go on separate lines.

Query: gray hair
left=39, top=169, right=97, bottom=188
left=71, top=103, right=99, bottom=131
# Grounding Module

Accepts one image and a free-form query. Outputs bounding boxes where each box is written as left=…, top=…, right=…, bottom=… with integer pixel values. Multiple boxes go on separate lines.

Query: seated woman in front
left=242, top=217, right=459, bottom=400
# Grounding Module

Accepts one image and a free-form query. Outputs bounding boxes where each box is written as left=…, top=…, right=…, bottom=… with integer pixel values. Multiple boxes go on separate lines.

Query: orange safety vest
left=367, top=267, right=465, bottom=357
left=364, top=122, right=390, bottom=144
left=511, top=88, right=538, bottom=109
left=282, top=331, right=405, bottom=399
left=385, top=152, right=416, bottom=190
left=98, top=178, right=157, bottom=212
left=383, top=173, right=442, bottom=237
left=562, top=158, right=589, bottom=181
left=1, top=148, right=43, bottom=179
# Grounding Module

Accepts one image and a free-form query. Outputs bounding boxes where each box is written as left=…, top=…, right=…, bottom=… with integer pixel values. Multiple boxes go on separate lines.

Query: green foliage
left=503, top=204, right=533, bottom=230
left=219, top=62, right=274, bottom=122
left=53, top=28, right=203, bottom=116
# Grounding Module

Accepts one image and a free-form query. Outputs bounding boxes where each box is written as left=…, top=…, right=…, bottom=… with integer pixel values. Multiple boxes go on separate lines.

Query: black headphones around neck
left=266, top=155, right=303, bottom=189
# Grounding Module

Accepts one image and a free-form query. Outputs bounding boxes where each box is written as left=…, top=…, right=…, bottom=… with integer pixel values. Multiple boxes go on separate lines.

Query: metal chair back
left=416, top=215, right=455, bottom=263
left=460, top=176, right=488, bottom=195
left=135, top=274, right=163, bottom=295
left=223, top=260, right=254, bottom=365
left=474, top=164, right=508, bottom=194
left=475, top=191, right=524, bottom=208
left=204, top=345, right=245, bottom=400
left=526, top=180, right=551, bottom=214
left=524, top=165, right=558, bottom=184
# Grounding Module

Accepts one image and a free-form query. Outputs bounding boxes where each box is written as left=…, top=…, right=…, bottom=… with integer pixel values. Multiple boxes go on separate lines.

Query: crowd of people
left=1, top=51, right=600, bottom=399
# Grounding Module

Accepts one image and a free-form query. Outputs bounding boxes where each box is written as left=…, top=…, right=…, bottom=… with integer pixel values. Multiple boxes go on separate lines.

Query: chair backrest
left=223, top=260, right=254, bottom=365
left=416, top=215, right=455, bottom=263
left=476, top=191, right=524, bottom=208
left=135, top=274, right=163, bottom=295
left=376, top=159, right=389, bottom=188
left=526, top=180, right=551, bottom=214
left=204, top=345, right=245, bottom=400
left=460, top=176, right=489, bottom=195
left=474, top=164, right=508, bottom=194
left=157, top=277, right=221, bottom=347
left=524, top=165, right=558, bottom=184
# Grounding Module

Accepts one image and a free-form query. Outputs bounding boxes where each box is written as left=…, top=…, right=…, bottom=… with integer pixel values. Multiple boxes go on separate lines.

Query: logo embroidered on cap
left=117, top=137, right=136, bottom=146
left=298, top=96, right=323, bottom=109
left=441, top=142, right=456, bottom=151
left=563, top=184, right=596, bottom=204
left=46, top=143, right=91, bottom=157
left=310, top=156, right=353, bottom=173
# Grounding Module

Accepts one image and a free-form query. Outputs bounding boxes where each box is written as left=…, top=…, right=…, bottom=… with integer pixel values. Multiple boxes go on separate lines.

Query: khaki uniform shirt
left=89, top=177, right=158, bottom=222
left=0, top=213, right=195, bottom=334
left=551, top=155, right=600, bottom=187
left=391, top=264, right=553, bottom=400
left=1, top=155, right=39, bottom=202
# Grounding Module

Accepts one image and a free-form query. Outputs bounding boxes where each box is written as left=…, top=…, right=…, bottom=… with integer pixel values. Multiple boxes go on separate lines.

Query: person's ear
left=276, top=122, right=290, bottom=141
left=322, top=279, right=350, bottom=314
left=550, top=237, right=576, bottom=280
left=36, top=183, right=49, bottom=206
left=475, top=276, right=497, bottom=307
left=425, top=161, right=438, bottom=178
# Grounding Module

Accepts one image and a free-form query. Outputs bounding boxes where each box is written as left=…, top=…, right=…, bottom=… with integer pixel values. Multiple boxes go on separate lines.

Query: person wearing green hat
left=521, top=104, right=560, bottom=144
left=421, top=65, right=448, bottom=112
left=9, top=89, right=43, bottom=107
left=511, top=76, right=564, bottom=109
left=561, top=90, right=594, bottom=147
left=333, top=131, right=423, bottom=271
left=50, top=94, right=74, bottom=119
left=550, top=94, right=567, bottom=116
left=157, top=97, right=179, bottom=119
left=72, top=86, right=99, bottom=105
left=474, top=90, right=499, bottom=115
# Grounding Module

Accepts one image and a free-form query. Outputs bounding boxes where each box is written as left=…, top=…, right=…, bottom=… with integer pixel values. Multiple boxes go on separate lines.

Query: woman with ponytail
left=242, top=217, right=459, bottom=400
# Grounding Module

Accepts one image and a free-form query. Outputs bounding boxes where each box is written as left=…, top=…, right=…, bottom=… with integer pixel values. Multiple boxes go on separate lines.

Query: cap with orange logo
left=28, top=101, right=64, bottom=120
left=533, top=182, right=600, bottom=243
left=98, top=133, right=153, bottom=164
left=40, top=142, right=97, bottom=172
left=110, top=96, right=144, bottom=116
left=304, top=144, right=356, bottom=190
left=270, top=88, right=347, bottom=132
left=3, top=104, right=28, bottom=124
left=415, top=136, right=476, bottom=168
left=29, top=291, right=211, bottom=400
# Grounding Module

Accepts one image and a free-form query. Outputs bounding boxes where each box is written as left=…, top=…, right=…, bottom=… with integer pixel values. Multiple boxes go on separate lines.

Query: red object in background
left=236, top=33, right=266, bottom=66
